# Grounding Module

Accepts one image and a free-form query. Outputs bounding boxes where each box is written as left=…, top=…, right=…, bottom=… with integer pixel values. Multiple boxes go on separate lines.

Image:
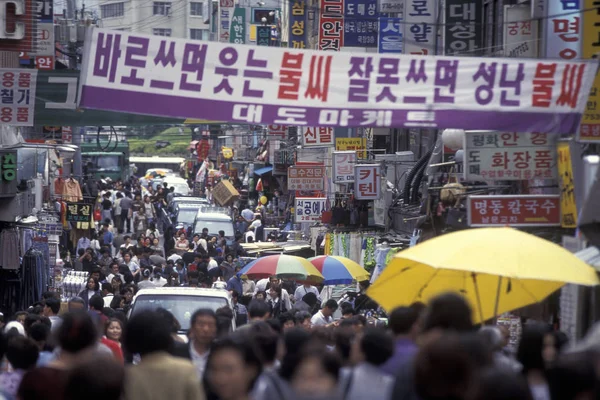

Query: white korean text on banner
left=354, top=164, right=380, bottom=199
left=230, top=7, right=246, bottom=44
left=288, top=166, right=325, bottom=190
left=319, top=0, right=344, bottom=50
left=444, top=0, right=483, bottom=56
left=219, top=0, right=234, bottom=43
left=301, top=127, right=334, bottom=146
left=289, top=0, right=307, bottom=49
left=467, top=195, right=561, bottom=227
left=333, top=150, right=356, bottom=183
left=404, top=0, right=436, bottom=56
left=464, top=131, right=557, bottom=181
left=77, top=28, right=598, bottom=132
left=296, top=197, right=327, bottom=222
left=503, top=5, right=538, bottom=58
left=378, top=17, right=402, bottom=53
left=0, top=69, right=38, bottom=126
left=344, top=0, right=378, bottom=48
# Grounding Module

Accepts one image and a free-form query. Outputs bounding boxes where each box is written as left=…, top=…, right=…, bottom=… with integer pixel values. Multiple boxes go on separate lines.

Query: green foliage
left=128, top=126, right=192, bottom=156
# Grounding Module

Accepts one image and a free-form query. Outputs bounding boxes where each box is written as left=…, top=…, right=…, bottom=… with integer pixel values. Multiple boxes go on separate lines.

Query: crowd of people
left=1, top=291, right=599, bottom=400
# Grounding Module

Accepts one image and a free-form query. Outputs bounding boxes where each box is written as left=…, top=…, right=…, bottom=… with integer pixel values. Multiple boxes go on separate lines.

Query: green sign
left=230, top=7, right=246, bottom=44
left=0, top=151, right=18, bottom=197
left=34, top=71, right=185, bottom=126
left=257, top=26, right=271, bottom=46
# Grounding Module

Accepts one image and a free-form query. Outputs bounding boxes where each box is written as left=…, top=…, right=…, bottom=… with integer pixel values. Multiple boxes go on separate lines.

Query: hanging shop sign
left=333, top=150, right=356, bottom=183
left=230, top=7, right=246, bottom=44
left=295, top=197, right=327, bottom=222
left=65, top=203, right=92, bottom=223
left=378, top=0, right=402, bottom=13
left=0, top=150, right=17, bottom=197
left=354, top=164, right=381, bottom=200
left=267, top=124, right=288, bottom=139
left=343, top=0, right=378, bottom=48
left=378, top=17, right=402, bottom=53
left=257, top=26, right=271, bottom=46
left=0, top=0, right=36, bottom=52
left=545, top=0, right=579, bottom=60
left=580, top=0, right=599, bottom=142
left=503, top=5, right=538, bottom=58
left=464, top=131, right=558, bottom=181
left=467, top=195, right=561, bottom=227
left=219, top=0, right=234, bottom=43
left=336, top=137, right=366, bottom=158
left=301, top=127, right=334, bottom=147
left=444, top=0, right=483, bottom=56
left=289, top=0, right=307, bottom=49
left=0, top=69, right=38, bottom=126
left=318, top=0, right=344, bottom=50
left=557, top=141, right=578, bottom=228
left=404, top=0, right=436, bottom=55
left=20, top=0, right=55, bottom=70
left=77, top=28, right=597, bottom=133
left=288, top=166, right=325, bottom=190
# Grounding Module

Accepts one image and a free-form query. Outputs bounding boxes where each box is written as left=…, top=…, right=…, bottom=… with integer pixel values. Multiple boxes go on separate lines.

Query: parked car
left=162, top=176, right=191, bottom=196
left=192, top=207, right=235, bottom=245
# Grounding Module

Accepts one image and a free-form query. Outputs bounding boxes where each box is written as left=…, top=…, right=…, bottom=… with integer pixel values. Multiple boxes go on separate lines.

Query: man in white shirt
left=207, top=256, right=218, bottom=271
left=167, top=251, right=182, bottom=263
left=187, top=309, right=217, bottom=380
left=294, top=283, right=321, bottom=303
left=310, top=299, right=339, bottom=327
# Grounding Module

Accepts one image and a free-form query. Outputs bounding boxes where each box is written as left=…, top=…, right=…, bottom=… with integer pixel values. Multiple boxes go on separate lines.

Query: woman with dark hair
left=78, top=277, right=101, bottom=309
left=204, top=337, right=262, bottom=400
left=268, top=286, right=286, bottom=318
left=110, top=294, right=125, bottom=311
left=103, top=318, right=125, bottom=364
left=517, top=324, right=555, bottom=400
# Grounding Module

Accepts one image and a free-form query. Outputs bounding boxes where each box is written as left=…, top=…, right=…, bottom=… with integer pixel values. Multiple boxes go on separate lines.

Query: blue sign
left=343, top=0, right=378, bottom=47
left=378, top=17, right=403, bottom=53
left=289, top=0, right=307, bottom=49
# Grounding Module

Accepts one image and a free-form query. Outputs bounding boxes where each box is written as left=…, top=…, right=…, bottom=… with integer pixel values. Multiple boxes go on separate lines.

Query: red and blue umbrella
left=308, top=256, right=370, bottom=285
left=238, top=254, right=324, bottom=282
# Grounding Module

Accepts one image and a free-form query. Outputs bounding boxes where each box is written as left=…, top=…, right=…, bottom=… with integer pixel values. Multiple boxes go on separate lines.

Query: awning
left=575, top=246, right=600, bottom=272
left=254, top=166, right=273, bottom=176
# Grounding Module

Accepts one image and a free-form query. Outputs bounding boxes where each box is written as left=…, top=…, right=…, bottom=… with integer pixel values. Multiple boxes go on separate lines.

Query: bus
left=81, top=141, right=130, bottom=181
left=130, top=156, right=186, bottom=177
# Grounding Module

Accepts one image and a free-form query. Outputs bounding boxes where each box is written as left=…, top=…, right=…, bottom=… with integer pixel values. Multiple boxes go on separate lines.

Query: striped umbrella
left=238, top=254, right=324, bottom=282
left=308, top=256, right=370, bottom=285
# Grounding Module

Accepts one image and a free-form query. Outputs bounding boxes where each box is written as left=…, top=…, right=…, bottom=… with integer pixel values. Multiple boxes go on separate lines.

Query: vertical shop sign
left=289, top=0, right=307, bottom=48
left=557, top=141, right=578, bottom=228
left=580, top=0, right=599, bottom=142
left=0, top=69, right=37, bottom=126
left=301, top=127, right=334, bottom=147
left=318, top=0, right=344, bottom=50
left=0, top=150, right=17, bottom=196
left=219, top=0, right=234, bottom=43
left=343, top=0, right=378, bottom=47
left=503, top=5, right=538, bottom=57
left=444, top=0, right=483, bottom=56
left=230, top=7, right=246, bottom=44
left=333, top=151, right=356, bottom=183
left=404, top=0, right=436, bottom=55
left=378, top=17, right=403, bottom=53
left=257, top=25, right=271, bottom=46
left=545, top=0, right=580, bottom=59
left=354, top=164, right=381, bottom=199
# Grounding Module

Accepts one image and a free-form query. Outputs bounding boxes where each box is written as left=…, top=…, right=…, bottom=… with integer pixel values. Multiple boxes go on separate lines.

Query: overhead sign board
left=287, top=166, right=325, bottom=190
left=467, top=195, right=561, bottom=227
left=295, top=197, right=327, bottom=222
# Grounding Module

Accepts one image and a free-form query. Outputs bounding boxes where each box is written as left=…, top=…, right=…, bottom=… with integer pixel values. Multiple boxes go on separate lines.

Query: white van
left=162, top=176, right=191, bottom=196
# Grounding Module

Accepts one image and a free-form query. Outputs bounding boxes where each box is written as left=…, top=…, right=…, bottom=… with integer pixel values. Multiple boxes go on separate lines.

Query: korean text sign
left=354, top=164, right=380, bottom=199
left=503, top=5, right=538, bottom=58
left=230, top=7, right=246, bottom=44
left=467, top=195, right=561, bottom=227
left=581, top=0, right=599, bottom=142
left=66, top=203, right=92, bottom=222
left=0, top=151, right=17, bottom=196
left=301, top=127, right=334, bottom=146
left=288, top=166, right=325, bottom=190
left=336, top=137, right=366, bottom=158
left=545, top=0, right=580, bottom=60
left=556, top=141, right=577, bottom=228
left=296, top=197, right=327, bottom=222
left=378, top=17, right=402, bottom=53
left=219, top=0, right=234, bottom=43
left=289, top=0, right=307, bottom=49
left=464, top=131, right=558, bottom=181
left=78, top=28, right=598, bottom=133
left=319, top=0, right=344, bottom=50
left=333, top=151, right=356, bottom=183
left=404, top=0, right=436, bottom=56
left=444, top=0, right=483, bottom=56
left=344, top=0, right=378, bottom=48
left=257, top=26, right=271, bottom=46
left=0, top=69, right=37, bottom=126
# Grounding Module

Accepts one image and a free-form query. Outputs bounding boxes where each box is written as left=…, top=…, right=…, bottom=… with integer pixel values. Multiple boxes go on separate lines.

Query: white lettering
left=0, top=0, right=25, bottom=39
left=232, top=104, right=263, bottom=123
left=46, top=77, right=78, bottom=110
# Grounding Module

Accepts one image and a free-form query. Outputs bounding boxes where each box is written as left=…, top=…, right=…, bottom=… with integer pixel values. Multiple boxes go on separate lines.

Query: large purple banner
left=78, top=28, right=598, bottom=132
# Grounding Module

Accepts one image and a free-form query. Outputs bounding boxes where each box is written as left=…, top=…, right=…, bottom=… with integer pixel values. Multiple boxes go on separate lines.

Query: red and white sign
left=61, top=126, right=72, bottom=143
left=464, top=131, right=557, bottom=181
left=333, top=151, right=356, bottom=183
left=467, top=195, right=561, bottom=227
left=354, top=164, right=380, bottom=200
left=0, top=69, right=37, bottom=126
left=504, top=5, right=538, bottom=57
left=288, top=166, right=325, bottom=190
left=301, top=127, right=334, bottom=147
left=267, top=124, right=288, bottom=139
left=35, top=55, right=53, bottom=70
left=318, top=0, right=344, bottom=51
left=295, top=197, right=327, bottom=222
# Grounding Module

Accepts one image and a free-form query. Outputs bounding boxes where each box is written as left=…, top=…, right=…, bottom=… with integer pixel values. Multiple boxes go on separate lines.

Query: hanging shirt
left=62, top=179, right=83, bottom=202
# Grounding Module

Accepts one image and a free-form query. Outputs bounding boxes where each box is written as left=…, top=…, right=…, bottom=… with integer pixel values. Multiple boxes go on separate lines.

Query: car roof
left=178, top=203, right=204, bottom=210
left=194, top=212, right=232, bottom=221
left=173, top=197, right=208, bottom=203
left=134, top=287, right=231, bottom=298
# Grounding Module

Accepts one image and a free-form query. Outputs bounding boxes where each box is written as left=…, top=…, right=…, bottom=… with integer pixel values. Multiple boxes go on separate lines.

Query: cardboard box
left=212, top=180, right=240, bottom=206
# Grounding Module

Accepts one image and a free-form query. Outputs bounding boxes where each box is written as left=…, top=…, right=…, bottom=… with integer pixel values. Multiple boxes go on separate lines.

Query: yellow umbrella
left=367, top=227, right=599, bottom=323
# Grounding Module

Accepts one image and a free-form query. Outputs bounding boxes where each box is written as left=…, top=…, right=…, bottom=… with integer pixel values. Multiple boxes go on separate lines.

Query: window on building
left=190, top=2, right=203, bottom=16
left=190, top=28, right=205, bottom=40
left=153, top=28, right=172, bottom=36
left=100, top=2, right=124, bottom=18
left=153, top=2, right=171, bottom=15
left=252, top=8, right=276, bottom=24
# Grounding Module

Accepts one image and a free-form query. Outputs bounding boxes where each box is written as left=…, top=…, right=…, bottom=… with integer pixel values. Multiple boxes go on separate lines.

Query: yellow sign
left=222, top=147, right=233, bottom=160
left=556, top=141, right=577, bottom=228
left=580, top=0, right=600, bottom=142
left=336, top=138, right=367, bottom=159
left=250, top=25, right=257, bottom=42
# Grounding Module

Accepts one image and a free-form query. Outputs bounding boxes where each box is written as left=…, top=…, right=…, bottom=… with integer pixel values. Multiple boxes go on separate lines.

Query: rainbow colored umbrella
left=308, top=256, right=370, bottom=285
left=238, top=255, right=324, bottom=282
